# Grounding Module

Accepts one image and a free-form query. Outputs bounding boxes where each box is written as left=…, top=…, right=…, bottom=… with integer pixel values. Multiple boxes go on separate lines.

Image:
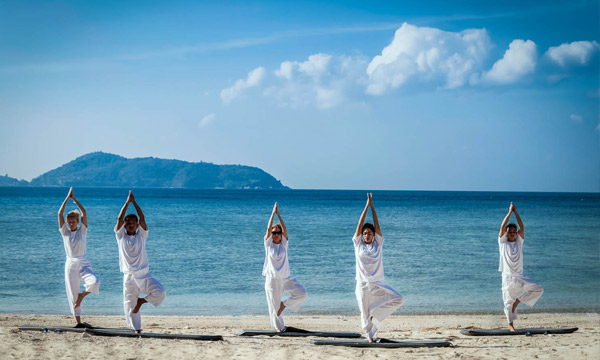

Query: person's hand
left=273, top=202, right=278, bottom=214
left=127, top=190, right=135, bottom=203
left=510, top=202, right=516, bottom=213
left=68, top=187, right=74, bottom=198
left=367, top=193, right=373, bottom=206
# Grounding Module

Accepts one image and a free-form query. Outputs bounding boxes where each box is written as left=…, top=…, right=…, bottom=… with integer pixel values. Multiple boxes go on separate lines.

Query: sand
left=1, top=312, right=598, bottom=359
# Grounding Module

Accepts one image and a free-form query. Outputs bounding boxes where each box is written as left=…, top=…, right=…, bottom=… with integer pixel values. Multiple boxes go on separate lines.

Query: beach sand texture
left=1, top=313, right=598, bottom=359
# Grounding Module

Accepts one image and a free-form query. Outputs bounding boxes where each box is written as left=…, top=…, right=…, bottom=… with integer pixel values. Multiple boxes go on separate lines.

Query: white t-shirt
left=353, top=233, right=385, bottom=282
left=60, top=223, right=87, bottom=258
left=262, top=235, right=290, bottom=279
left=115, top=226, right=149, bottom=275
left=498, top=233, right=524, bottom=276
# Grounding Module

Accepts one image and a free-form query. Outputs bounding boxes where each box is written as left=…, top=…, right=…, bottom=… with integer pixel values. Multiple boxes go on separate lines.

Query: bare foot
left=74, top=291, right=90, bottom=308
left=132, top=298, right=148, bottom=314
left=509, top=322, right=516, bottom=332
left=135, top=330, right=142, bottom=334
left=512, top=299, right=520, bottom=313
left=277, top=302, right=286, bottom=317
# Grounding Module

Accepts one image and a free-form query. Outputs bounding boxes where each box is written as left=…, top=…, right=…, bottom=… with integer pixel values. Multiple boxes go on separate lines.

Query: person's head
left=362, top=223, right=375, bottom=244
left=271, top=224, right=283, bottom=244
left=124, top=214, right=139, bottom=235
left=505, top=223, right=518, bottom=242
left=66, top=210, right=80, bottom=231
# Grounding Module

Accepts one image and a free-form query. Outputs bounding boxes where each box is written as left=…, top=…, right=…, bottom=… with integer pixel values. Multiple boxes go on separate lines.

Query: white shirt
left=60, top=223, right=87, bottom=258
left=498, top=233, right=524, bottom=276
left=115, top=226, right=149, bottom=275
left=353, top=233, right=385, bottom=282
left=262, top=235, right=290, bottom=279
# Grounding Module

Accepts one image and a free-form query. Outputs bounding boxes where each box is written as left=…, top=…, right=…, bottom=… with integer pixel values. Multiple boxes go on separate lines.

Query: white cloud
left=365, top=22, right=492, bottom=95
left=220, top=67, right=266, bottom=103
left=482, top=40, right=538, bottom=84
left=569, top=114, right=583, bottom=123
left=199, top=113, right=216, bottom=128
left=544, top=41, right=600, bottom=67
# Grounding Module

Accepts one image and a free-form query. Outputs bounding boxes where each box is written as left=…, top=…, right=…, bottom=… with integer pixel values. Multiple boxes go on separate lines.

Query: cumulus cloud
left=482, top=40, right=538, bottom=84
left=220, top=67, right=266, bottom=103
left=544, top=41, right=600, bottom=67
left=365, top=22, right=492, bottom=95
left=199, top=113, right=216, bottom=128
left=570, top=114, right=583, bottom=123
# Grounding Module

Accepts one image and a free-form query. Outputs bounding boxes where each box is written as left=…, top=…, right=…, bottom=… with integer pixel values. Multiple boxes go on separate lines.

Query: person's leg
left=75, top=261, right=99, bottom=310
left=517, top=276, right=544, bottom=308
left=355, top=281, right=377, bottom=341
left=123, top=274, right=142, bottom=332
left=65, top=260, right=81, bottom=324
left=369, top=282, right=404, bottom=323
left=281, top=277, right=307, bottom=314
left=265, top=277, right=285, bottom=331
left=134, top=272, right=166, bottom=313
left=502, top=274, right=518, bottom=331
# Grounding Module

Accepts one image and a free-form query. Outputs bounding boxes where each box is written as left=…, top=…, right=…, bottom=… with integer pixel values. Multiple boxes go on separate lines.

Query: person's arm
left=275, top=205, right=288, bottom=240
left=513, top=204, right=524, bottom=239
left=499, top=202, right=513, bottom=237
left=115, top=191, right=131, bottom=232
left=129, top=192, right=147, bottom=231
left=58, top=187, right=73, bottom=228
left=354, top=194, right=371, bottom=238
left=265, top=202, right=277, bottom=239
left=70, top=191, right=87, bottom=228
left=369, top=193, right=382, bottom=237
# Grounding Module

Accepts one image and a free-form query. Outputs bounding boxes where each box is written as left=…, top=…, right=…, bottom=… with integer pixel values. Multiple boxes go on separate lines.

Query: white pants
left=355, top=281, right=404, bottom=340
left=265, top=276, right=307, bottom=331
left=502, top=274, right=544, bottom=323
left=123, top=272, right=166, bottom=330
left=64, top=257, right=100, bottom=317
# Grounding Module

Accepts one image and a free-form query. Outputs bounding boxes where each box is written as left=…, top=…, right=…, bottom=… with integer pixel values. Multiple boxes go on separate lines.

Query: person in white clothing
left=115, top=191, right=166, bottom=333
left=58, top=187, right=100, bottom=327
left=498, top=202, right=543, bottom=331
left=353, top=193, right=403, bottom=342
left=263, top=202, right=307, bottom=332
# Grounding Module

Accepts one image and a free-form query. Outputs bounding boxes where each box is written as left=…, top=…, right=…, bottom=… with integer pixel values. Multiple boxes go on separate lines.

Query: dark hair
left=124, top=214, right=138, bottom=222
left=506, top=223, right=517, bottom=231
left=362, top=223, right=375, bottom=234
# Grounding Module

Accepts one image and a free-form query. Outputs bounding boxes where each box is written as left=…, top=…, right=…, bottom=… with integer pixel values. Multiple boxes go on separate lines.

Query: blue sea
left=0, top=188, right=598, bottom=316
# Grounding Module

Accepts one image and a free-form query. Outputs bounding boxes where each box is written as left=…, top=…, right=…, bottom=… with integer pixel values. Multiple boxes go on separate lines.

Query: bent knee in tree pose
left=262, top=202, right=307, bottom=332
left=58, top=187, right=100, bottom=327
left=115, top=191, right=166, bottom=333
left=498, top=202, right=544, bottom=331
left=353, top=193, right=403, bottom=342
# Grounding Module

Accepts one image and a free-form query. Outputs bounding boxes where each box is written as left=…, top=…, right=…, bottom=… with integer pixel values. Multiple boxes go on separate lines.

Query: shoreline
left=2, top=312, right=598, bottom=359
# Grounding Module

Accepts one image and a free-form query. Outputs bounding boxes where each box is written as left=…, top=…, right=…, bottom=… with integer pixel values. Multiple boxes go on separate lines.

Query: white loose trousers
left=64, top=257, right=99, bottom=317
left=264, top=276, right=307, bottom=331
left=123, top=271, right=166, bottom=330
left=501, top=274, right=543, bottom=323
left=355, top=281, right=404, bottom=340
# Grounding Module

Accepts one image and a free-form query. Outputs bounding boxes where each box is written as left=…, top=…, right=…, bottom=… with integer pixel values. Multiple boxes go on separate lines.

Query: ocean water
left=0, top=188, right=598, bottom=317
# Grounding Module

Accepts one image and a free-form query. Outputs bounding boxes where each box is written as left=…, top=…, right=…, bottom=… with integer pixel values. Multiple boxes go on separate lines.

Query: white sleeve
left=498, top=234, right=507, bottom=244
left=375, top=233, right=384, bottom=245
left=352, top=235, right=362, bottom=247
left=115, top=226, right=125, bottom=240
left=137, top=226, right=148, bottom=241
left=80, top=224, right=87, bottom=237
left=59, top=223, right=70, bottom=236
left=264, top=235, right=272, bottom=247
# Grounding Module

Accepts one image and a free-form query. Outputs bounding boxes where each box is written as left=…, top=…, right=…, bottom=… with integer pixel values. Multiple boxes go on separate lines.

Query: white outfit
left=498, top=233, right=543, bottom=323
left=263, top=234, right=307, bottom=331
left=59, top=223, right=100, bottom=316
left=116, top=226, right=166, bottom=330
left=353, top=233, right=403, bottom=340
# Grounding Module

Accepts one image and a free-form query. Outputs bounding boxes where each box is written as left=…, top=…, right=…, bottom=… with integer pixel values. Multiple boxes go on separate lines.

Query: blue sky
left=1, top=0, right=598, bottom=191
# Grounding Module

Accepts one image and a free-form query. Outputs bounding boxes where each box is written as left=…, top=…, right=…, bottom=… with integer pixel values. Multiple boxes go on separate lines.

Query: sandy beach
left=1, top=312, right=597, bottom=359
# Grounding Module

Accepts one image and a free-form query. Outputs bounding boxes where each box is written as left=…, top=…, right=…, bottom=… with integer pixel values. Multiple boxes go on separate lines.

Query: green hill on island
left=4, top=152, right=289, bottom=189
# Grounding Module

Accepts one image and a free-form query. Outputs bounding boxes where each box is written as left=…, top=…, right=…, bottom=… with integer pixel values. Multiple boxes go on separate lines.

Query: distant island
left=1, top=152, right=289, bottom=190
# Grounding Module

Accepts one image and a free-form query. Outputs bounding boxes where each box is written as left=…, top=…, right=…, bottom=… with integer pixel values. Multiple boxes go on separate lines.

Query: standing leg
left=265, top=277, right=285, bottom=331
left=123, top=274, right=142, bottom=331
left=281, top=277, right=307, bottom=313
left=355, top=281, right=377, bottom=340
left=65, top=260, right=82, bottom=324
left=502, top=274, right=518, bottom=330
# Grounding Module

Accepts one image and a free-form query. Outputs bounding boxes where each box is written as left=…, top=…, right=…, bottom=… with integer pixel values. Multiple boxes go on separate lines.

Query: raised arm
left=369, top=193, right=382, bottom=236
left=129, top=192, right=147, bottom=231
left=58, top=187, right=73, bottom=228
left=265, top=202, right=277, bottom=239
left=354, top=194, right=371, bottom=238
left=513, top=204, right=524, bottom=239
left=115, top=191, right=131, bottom=232
left=275, top=206, right=288, bottom=239
left=499, top=202, right=513, bottom=237
left=70, top=191, right=87, bottom=228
